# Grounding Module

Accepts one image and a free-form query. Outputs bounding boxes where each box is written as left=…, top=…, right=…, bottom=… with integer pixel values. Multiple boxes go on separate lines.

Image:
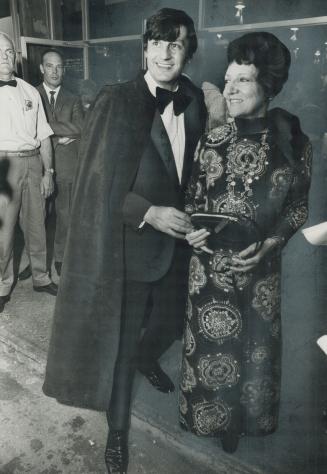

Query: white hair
left=0, top=32, right=15, bottom=50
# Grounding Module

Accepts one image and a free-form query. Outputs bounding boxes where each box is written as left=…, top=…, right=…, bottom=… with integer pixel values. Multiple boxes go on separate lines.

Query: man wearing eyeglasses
left=0, top=32, right=58, bottom=313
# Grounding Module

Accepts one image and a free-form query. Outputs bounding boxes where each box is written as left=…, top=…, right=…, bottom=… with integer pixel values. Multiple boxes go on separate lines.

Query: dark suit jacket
left=37, top=84, right=84, bottom=182
left=123, top=79, right=206, bottom=281
left=43, top=72, right=206, bottom=410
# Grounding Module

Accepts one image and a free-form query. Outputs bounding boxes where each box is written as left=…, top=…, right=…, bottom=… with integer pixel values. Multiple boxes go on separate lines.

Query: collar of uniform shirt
left=43, top=82, right=61, bottom=102
left=144, top=70, right=179, bottom=99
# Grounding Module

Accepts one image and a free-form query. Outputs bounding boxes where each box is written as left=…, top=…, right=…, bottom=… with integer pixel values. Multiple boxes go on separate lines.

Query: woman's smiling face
left=223, top=61, right=268, bottom=119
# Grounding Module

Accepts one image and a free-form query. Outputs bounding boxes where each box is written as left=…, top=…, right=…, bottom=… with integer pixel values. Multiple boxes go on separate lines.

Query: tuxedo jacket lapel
left=151, top=109, right=180, bottom=188
left=181, top=86, right=198, bottom=189
left=182, top=108, right=195, bottom=188
left=149, top=79, right=203, bottom=190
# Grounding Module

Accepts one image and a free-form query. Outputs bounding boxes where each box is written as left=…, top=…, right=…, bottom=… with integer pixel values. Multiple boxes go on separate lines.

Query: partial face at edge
left=40, top=52, right=64, bottom=89
left=223, top=61, right=268, bottom=119
left=145, top=25, right=189, bottom=90
left=0, top=35, right=15, bottom=79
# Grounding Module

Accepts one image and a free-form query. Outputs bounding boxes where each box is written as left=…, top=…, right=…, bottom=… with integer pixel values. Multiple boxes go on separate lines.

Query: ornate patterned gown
left=179, top=116, right=312, bottom=437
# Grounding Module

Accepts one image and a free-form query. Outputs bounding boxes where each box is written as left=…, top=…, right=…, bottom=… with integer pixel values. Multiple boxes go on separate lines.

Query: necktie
left=156, top=86, right=192, bottom=116
left=49, top=90, right=56, bottom=112
left=0, top=79, right=17, bottom=87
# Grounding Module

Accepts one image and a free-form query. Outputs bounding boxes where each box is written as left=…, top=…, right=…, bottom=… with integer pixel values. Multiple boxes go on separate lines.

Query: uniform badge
left=25, top=99, right=33, bottom=111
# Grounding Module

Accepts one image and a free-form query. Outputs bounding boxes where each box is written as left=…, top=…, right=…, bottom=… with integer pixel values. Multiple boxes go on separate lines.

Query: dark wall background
left=0, top=0, right=10, bottom=18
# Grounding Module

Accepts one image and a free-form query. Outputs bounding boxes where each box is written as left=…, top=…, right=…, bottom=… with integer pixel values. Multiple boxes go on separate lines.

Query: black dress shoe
left=33, top=282, right=58, bottom=296
left=221, top=428, right=240, bottom=454
left=105, top=430, right=128, bottom=474
left=54, top=261, right=62, bottom=276
left=18, top=265, right=32, bottom=280
left=138, top=362, right=175, bottom=393
left=0, top=295, right=10, bottom=313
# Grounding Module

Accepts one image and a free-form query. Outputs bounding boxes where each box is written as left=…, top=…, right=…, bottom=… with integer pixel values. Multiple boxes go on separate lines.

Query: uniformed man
left=0, top=32, right=58, bottom=313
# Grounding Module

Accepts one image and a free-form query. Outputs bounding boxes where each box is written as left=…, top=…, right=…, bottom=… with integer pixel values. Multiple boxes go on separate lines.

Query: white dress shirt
left=144, top=71, right=186, bottom=183
left=43, top=83, right=61, bottom=106
left=0, top=77, right=53, bottom=151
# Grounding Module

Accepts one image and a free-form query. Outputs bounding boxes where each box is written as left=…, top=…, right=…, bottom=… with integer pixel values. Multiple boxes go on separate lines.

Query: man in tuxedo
left=38, top=49, right=84, bottom=276
left=43, top=8, right=206, bottom=473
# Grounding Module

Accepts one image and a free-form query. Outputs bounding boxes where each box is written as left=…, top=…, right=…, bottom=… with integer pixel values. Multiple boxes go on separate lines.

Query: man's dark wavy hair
left=143, top=8, right=198, bottom=59
left=227, top=32, right=291, bottom=98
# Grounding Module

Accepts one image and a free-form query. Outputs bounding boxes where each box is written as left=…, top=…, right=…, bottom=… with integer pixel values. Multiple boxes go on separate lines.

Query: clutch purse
left=190, top=212, right=263, bottom=250
left=191, top=212, right=238, bottom=232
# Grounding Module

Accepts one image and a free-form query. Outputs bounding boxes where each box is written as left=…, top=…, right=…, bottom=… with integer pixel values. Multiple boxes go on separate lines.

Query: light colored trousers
left=0, top=152, right=51, bottom=296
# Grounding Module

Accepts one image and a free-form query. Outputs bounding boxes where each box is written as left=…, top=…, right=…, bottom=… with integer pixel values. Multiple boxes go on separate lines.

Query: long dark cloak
left=43, top=74, right=156, bottom=410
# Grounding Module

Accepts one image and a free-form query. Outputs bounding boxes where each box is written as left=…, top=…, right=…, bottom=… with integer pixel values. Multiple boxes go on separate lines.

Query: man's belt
left=0, top=149, right=39, bottom=158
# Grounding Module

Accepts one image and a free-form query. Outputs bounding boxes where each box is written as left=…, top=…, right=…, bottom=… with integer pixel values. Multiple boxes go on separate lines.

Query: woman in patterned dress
left=179, top=32, right=312, bottom=453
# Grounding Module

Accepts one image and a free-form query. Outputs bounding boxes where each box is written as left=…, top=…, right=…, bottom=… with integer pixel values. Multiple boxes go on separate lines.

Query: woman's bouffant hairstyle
left=227, top=32, right=291, bottom=98
left=143, top=8, right=198, bottom=59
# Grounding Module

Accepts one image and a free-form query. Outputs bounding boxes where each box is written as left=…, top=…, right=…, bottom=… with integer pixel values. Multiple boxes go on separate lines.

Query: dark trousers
left=108, top=245, right=189, bottom=430
left=54, top=180, right=72, bottom=263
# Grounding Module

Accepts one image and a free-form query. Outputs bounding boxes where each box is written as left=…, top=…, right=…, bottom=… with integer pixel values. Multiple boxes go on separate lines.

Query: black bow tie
left=156, top=86, right=192, bottom=116
left=0, top=79, right=17, bottom=87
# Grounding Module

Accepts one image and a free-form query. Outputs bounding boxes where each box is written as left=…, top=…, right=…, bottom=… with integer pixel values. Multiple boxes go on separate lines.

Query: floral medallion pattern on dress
left=269, top=166, right=293, bottom=198
left=209, top=249, right=252, bottom=292
left=198, top=353, right=240, bottom=391
left=180, top=118, right=311, bottom=438
left=185, top=322, right=196, bottom=357
left=227, top=139, right=268, bottom=181
left=199, top=148, right=224, bottom=188
left=240, top=377, right=280, bottom=417
left=251, top=345, right=270, bottom=365
left=187, top=297, right=193, bottom=321
left=179, top=391, right=188, bottom=415
left=302, top=142, right=312, bottom=179
left=270, top=319, right=281, bottom=338
left=257, top=413, right=277, bottom=433
left=212, top=191, right=256, bottom=220
left=284, top=201, right=308, bottom=230
left=193, top=139, right=202, bottom=163
left=225, top=127, right=269, bottom=201
left=197, top=298, right=242, bottom=344
left=205, top=123, right=234, bottom=148
left=189, top=256, right=207, bottom=295
left=180, top=357, right=197, bottom=392
left=192, top=398, right=231, bottom=435
left=252, top=273, right=281, bottom=321
left=185, top=180, right=205, bottom=214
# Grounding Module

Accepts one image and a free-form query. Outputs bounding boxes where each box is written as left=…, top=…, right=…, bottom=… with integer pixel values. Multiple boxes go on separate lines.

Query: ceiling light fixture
left=290, top=27, right=299, bottom=41
left=314, top=49, right=321, bottom=64
left=235, top=0, right=246, bottom=25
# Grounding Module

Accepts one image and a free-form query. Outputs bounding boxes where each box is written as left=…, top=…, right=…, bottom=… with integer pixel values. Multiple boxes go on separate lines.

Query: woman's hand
left=185, top=228, right=213, bottom=254
left=230, top=238, right=278, bottom=273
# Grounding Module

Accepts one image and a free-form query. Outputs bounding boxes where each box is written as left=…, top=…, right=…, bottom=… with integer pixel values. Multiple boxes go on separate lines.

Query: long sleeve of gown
left=185, top=136, right=209, bottom=215
left=268, top=138, right=312, bottom=246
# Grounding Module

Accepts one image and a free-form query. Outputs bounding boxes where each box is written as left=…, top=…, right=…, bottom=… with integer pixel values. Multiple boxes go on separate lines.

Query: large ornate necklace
left=226, top=121, right=270, bottom=199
